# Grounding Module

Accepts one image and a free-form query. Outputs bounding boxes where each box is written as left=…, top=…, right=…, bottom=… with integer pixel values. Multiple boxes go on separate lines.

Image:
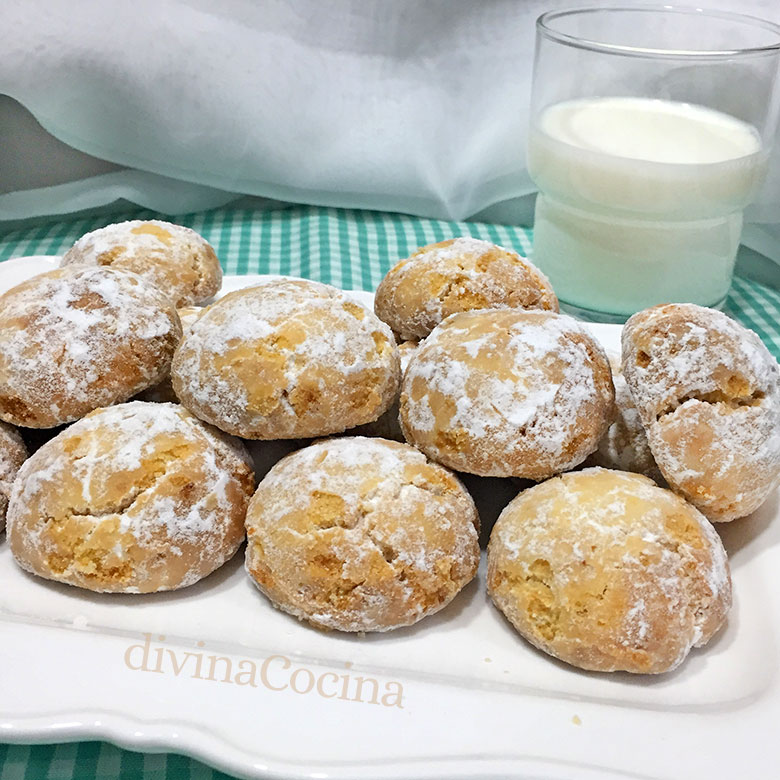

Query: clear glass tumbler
left=527, top=5, right=780, bottom=321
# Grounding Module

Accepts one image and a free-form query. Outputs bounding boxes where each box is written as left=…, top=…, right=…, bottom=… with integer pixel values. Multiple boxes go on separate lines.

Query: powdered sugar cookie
left=0, top=266, right=181, bottom=428
left=61, top=220, right=221, bottom=307
left=245, top=437, right=479, bottom=632
left=172, top=279, right=400, bottom=439
left=487, top=468, right=731, bottom=673
left=400, top=309, right=614, bottom=479
left=622, top=303, right=780, bottom=522
left=7, top=402, right=254, bottom=593
left=375, top=238, right=558, bottom=340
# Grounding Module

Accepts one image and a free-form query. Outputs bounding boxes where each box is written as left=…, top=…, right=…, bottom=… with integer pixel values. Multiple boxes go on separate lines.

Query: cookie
left=400, top=309, right=614, bottom=478
left=0, top=266, right=181, bottom=428
left=61, top=220, right=222, bottom=307
left=245, top=437, right=480, bottom=632
left=172, top=279, right=400, bottom=439
left=375, top=237, right=558, bottom=340
left=7, top=402, right=255, bottom=593
left=487, top=468, right=731, bottom=673
left=622, top=303, right=780, bottom=521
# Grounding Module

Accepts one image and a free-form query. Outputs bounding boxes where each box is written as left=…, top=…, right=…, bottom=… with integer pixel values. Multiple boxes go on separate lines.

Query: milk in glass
left=528, top=97, right=766, bottom=317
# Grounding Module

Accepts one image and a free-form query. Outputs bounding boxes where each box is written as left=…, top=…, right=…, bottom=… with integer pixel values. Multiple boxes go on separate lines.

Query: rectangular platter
left=1, top=258, right=778, bottom=780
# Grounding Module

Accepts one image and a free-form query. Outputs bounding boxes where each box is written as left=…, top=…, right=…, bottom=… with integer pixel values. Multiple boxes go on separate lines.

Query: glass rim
left=537, top=5, right=780, bottom=59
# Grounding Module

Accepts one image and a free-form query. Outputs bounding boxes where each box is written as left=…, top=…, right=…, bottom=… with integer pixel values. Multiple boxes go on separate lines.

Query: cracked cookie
left=487, top=468, right=731, bottom=674
left=622, top=303, right=780, bottom=522
left=244, top=436, right=480, bottom=632
left=0, top=421, right=27, bottom=533
left=6, top=401, right=255, bottom=593
left=0, top=266, right=181, bottom=428
left=399, top=309, right=614, bottom=479
left=374, top=237, right=558, bottom=341
left=172, top=279, right=400, bottom=439
left=61, top=219, right=222, bottom=307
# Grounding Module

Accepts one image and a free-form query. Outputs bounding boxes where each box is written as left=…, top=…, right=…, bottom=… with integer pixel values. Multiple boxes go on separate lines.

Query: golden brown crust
left=374, top=238, right=559, bottom=341
left=622, top=303, right=780, bottom=522
left=0, top=266, right=181, bottom=428
left=7, top=402, right=255, bottom=593
left=61, top=220, right=222, bottom=307
left=0, top=421, right=27, bottom=532
left=172, top=279, right=401, bottom=439
left=244, top=437, right=480, bottom=632
left=400, top=309, right=614, bottom=478
left=487, top=468, right=731, bottom=674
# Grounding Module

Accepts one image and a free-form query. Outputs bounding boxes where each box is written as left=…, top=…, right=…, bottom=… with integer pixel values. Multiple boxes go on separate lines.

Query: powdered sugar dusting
left=0, top=266, right=180, bottom=427
left=623, top=304, right=777, bottom=420
left=61, top=219, right=222, bottom=307
left=374, top=237, right=558, bottom=340
left=622, top=303, right=780, bottom=521
left=172, top=279, right=400, bottom=438
left=648, top=391, right=780, bottom=521
left=401, top=309, right=613, bottom=478
left=65, top=220, right=200, bottom=258
left=7, top=401, right=254, bottom=593
left=245, top=436, right=479, bottom=632
left=488, top=468, right=732, bottom=673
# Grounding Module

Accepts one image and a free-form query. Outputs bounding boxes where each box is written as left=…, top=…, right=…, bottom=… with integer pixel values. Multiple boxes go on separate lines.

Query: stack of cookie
left=372, top=236, right=777, bottom=672
left=0, top=222, right=777, bottom=676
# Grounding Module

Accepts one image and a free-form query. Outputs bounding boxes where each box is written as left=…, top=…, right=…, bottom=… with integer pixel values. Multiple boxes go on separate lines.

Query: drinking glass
left=527, top=5, right=780, bottom=321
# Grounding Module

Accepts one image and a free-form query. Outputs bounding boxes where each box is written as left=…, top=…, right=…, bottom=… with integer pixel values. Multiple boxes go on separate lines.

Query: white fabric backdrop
left=2, top=0, right=780, bottom=264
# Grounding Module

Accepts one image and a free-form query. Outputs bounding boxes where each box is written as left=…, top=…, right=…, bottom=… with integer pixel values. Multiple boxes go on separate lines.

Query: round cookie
left=0, top=422, right=27, bottom=533
left=137, top=306, right=202, bottom=404
left=0, top=266, right=181, bottom=428
left=622, top=303, right=780, bottom=522
left=375, top=237, right=559, bottom=341
left=7, top=402, right=255, bottom=593
left=61, top=220, right=222, bottom=307
left=587, top=352, right=663, bottom=483
left=245, top=437, right=480, bottom=632
left=172, top=279, right=400, bottom=439
left=400, top=309, right=614, bottom=479
left=487, top=468, right=731, bottom=674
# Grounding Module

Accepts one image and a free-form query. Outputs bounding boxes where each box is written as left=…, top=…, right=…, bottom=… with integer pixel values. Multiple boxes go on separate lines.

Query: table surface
left=1, top=203, right=779, bottom=780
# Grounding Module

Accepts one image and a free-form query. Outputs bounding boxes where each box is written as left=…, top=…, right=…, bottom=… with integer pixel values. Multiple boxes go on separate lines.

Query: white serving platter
left=1, top=257, right=778, bottom=780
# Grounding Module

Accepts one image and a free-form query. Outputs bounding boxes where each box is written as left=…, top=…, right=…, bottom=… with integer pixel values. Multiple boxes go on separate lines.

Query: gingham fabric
left=0, top=204, right=779, bottom=780
left=0, top=743, right=233, bottom=780
left=1, top=205, right=778, bottom=359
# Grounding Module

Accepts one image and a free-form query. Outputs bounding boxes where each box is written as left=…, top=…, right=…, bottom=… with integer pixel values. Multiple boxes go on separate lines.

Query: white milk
left=527, top=97, right=767, bottom=317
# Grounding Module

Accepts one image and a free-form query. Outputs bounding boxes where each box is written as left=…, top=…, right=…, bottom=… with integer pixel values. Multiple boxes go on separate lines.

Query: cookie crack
left=364, top=524, right=399, bottom=564
left=58, top=444, right=192, bottom=525
left=655, top=388, right=765, bottom=422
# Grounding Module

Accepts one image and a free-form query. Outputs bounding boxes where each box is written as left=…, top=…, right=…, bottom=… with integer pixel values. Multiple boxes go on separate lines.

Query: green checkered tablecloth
left=1, top=204, right=779, bottom=780
left=1, top=204, right=778, bottom=358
